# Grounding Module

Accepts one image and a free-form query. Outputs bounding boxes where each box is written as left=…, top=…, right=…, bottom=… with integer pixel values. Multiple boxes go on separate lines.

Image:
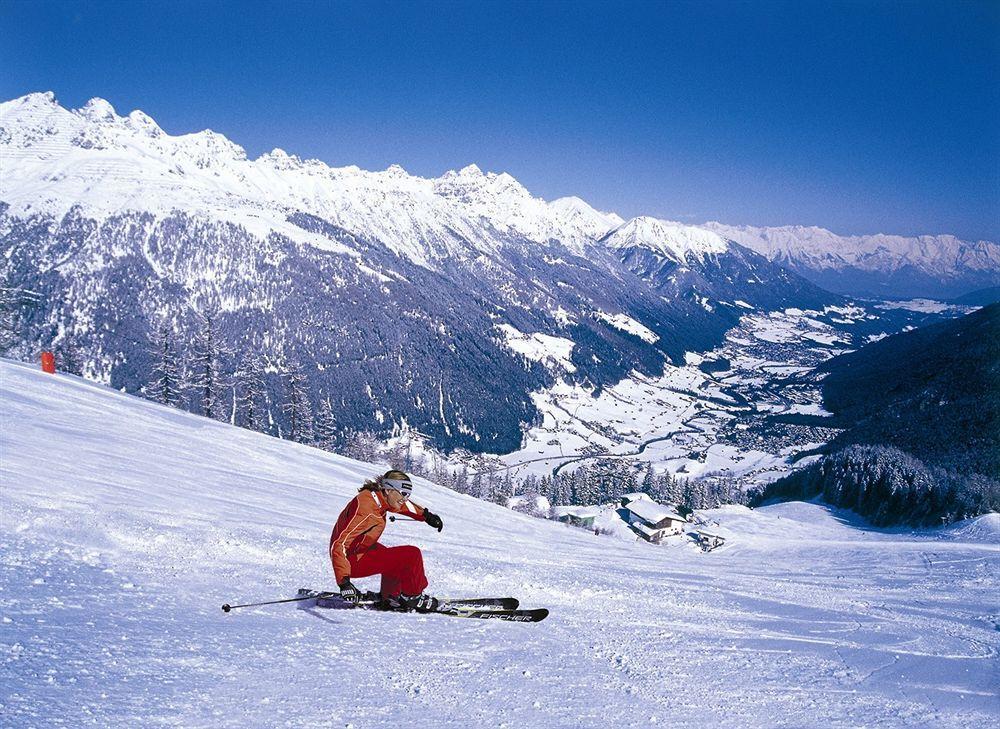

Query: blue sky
left=2, top=0, right=998, bottom=239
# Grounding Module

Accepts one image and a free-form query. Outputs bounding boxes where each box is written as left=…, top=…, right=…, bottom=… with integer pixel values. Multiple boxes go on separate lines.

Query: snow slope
left=2, top=359, right=998, bottom=727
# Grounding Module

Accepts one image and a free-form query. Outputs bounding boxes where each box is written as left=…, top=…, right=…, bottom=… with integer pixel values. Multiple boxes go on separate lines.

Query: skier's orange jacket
left=329, top=489, right=427, bottom=584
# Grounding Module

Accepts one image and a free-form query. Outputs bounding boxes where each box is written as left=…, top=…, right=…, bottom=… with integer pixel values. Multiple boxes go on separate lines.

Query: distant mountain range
left=0, top=92, right=993, bottom=452
left=705, top=223, right=1000, bottom=300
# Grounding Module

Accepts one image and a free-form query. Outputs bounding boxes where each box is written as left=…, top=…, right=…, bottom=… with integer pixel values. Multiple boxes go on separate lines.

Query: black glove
left=424, top=509, right=443, bottom=532
left=339, top=578, right=361, bottom=604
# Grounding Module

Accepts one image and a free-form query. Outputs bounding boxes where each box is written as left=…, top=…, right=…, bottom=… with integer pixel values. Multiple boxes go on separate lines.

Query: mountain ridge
left=5, top=90, right=995, bottom=297
left=704, top=222, right=1000, bottom=299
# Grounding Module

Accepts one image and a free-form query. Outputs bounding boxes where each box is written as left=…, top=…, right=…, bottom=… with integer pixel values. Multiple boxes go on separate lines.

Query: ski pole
left=221, top=591, right=335, bottom=613
left=388, top=515, right=419, bottom=523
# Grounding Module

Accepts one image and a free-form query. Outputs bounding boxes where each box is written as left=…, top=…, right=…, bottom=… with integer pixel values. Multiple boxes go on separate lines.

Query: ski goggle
left=382, top=477, right=413, bottom=497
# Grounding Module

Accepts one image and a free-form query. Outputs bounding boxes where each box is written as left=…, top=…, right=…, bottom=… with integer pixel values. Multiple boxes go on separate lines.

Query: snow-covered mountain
left=1, top=92, right=837, bottom=452
left=602, top=217, right=829, bottom=311
left=705, top=222, right=1000, bottom=299
left=603, top=217, right=730, bottom=263
left=0, top=92, right=619, bottom=265
left=3, top=358, right=997, bottom=727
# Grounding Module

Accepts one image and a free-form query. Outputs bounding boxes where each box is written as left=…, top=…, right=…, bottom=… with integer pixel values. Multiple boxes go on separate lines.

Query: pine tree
left=453, top=465, right=470, bottom=495
left=235, top=351, right=268, bottom=432
left=401, top=439, right=416, bottom=473
left=467, top=469, right=482, bottom=498
left=428, top=451, right=451, bottom=489
left=568, top=467, right=586, bottom=505
left=550, top=473, right=572, bottom=506
left=410, top=452, right=428, bottom=480
left=641, top=465, right=657, bottom=499
left=681, top=478, right=697, bottom=512
left=0, top=280, right=40, bottom=357
left=662, top=472, right=683, bottom=506
left=0, top=286, right=18, bottom=355
left=282, top=362, right=314, bottom=444
left=501, top=470, right=515, bottom=503
left=539, top=475, right=553, bottom=502
left=148, top=322, right=183, bottom=408
left=314, top=395, right=338, bottom=451
left=682, top=478, right=708, bottom=511
left=342, top=429, right=381, bottom=463
left=54, top=337, right=84, bottom=377
left=521, top=473, right=540, bottom=498
left=612, top=458, right=639, bottom=501
left=189, top=310, right=226, bottom=420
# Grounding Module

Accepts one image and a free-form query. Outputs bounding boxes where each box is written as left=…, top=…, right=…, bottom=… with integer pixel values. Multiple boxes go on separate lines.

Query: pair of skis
left=294, top=588, right=549, bottom=622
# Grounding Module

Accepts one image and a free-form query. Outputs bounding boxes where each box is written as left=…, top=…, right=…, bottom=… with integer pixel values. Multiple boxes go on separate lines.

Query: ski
left=294, top=588, right=543, bottom=620
left=295, top=588, right=518, bottom=611
left=441, top=597, right=519, bottom=610
left=436, top=606, right=549, bottom=623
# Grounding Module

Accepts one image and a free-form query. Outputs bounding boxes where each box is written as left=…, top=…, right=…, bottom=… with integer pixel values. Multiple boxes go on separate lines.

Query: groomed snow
left=2, top=359, right=998, bottom=727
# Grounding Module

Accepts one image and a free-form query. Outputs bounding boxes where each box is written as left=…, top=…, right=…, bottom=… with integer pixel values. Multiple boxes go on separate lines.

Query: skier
left=329, top=469, right=445, bottom=612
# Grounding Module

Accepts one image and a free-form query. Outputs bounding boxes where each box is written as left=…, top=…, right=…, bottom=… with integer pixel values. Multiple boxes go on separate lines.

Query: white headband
left=382, top=477, right=413, bottom=496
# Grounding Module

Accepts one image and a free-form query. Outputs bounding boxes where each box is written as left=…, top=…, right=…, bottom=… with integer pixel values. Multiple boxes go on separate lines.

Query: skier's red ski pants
left=349, top=543, right=428, bottom=597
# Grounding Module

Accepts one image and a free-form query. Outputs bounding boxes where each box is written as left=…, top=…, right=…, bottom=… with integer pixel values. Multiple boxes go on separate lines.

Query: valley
left=465, top=300, right=974, bottom=489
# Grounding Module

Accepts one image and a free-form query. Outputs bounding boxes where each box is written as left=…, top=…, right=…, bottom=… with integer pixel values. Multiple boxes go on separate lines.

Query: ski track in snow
left=1, top=360, right=998, bottom=727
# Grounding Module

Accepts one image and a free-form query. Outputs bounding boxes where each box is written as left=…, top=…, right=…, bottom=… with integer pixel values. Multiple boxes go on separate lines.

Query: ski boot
left=382, top=593, right=440, bottom=613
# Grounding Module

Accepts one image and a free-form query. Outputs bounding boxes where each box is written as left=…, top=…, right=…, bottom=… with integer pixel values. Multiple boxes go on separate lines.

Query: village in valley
left=535, top=492, right=726, bottom=553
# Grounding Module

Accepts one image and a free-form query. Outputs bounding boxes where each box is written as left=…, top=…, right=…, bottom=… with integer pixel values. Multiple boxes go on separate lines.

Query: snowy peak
left=3, top=90, right=58, bottom=112
left=603, top=216, right=730, bottom=263
left=548, top=196, right=623, bottom=240
left=126, top=109, right=163, bottom=136
left=4, top=91, right=991, bottom=296
left=80, top=96, right=117, bottom=121
left=433, top=164, right=531, bottom=202
left=0, top=91, right=245, bottom=161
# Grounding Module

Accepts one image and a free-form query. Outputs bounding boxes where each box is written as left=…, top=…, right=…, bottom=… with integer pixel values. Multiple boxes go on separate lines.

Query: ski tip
left=221, top=603, right=231, bottom=613
left=535, top=608, right=549, bottom=621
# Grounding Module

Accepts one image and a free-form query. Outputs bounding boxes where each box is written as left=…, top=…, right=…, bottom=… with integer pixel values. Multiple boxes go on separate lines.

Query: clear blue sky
left=2, top=0, right=998, bottom=239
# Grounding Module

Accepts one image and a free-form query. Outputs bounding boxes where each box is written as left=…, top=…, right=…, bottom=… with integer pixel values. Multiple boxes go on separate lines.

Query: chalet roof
left=624, top=499, right=686, bottom=525
left=621, top=492, right=650, bottom=503
left=553, top=505, right=602, bottom=519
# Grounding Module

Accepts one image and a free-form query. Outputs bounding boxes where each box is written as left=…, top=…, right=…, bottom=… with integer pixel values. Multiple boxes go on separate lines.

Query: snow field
left=2, top=359, right=998, bottom=727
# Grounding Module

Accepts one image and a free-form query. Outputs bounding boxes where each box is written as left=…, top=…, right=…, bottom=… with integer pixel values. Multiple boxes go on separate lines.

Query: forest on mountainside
left=820, top=303, right=999, bottom=478
left=757, top=304, right=1000, bottom=525
left=756, top=444, right=999, bottom=526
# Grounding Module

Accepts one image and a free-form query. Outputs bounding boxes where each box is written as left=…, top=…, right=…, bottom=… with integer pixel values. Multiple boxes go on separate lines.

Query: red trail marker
left=40, top=351, right=55, bottom=374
